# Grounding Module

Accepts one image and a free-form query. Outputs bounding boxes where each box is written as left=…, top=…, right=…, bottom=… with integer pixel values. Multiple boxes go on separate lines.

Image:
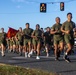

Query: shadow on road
left=7, top=58, right=55, bottom=65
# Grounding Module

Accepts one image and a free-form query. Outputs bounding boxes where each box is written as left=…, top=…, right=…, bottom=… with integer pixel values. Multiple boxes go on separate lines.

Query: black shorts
left=19, top=41, right=23, bottom=46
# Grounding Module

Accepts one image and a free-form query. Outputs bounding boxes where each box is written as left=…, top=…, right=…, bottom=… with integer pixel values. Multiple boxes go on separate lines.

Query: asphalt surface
left=0, top=50, right=76, bottom=75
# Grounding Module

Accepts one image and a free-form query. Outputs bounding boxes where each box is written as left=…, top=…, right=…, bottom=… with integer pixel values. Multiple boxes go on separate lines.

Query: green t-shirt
left=52, top=23, right=62, bottom=40
left=33, top=29, right=43, bottom=39
left=16, top=32, right=23, bottom=41
left=62, top=21, right=75, bottom=36
left=23, top=28, right=33, bottom=39
left=0, top=32, right=6, bottom=41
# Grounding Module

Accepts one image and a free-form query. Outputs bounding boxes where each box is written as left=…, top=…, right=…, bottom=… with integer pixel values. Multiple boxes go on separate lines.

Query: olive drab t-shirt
left=62, top=21, right=75, bottom=36
left=16, top=32, right=23, bottom=41
left=33, top=29, right=43, bottom=39
left=23, top=28, right=33, bottom=39
left=0, top=32, right=6, bottom=42
left=51, top=23, right=62, bottom=40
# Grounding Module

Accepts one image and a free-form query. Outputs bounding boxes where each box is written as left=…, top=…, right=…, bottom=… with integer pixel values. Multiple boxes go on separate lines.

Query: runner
left=32, top=24, right=43, bottom=59
left=0, top=28, right=7, bottom=56
left=6, top=37, right=11, bottom=52
left=16, top=27, right=23, bottom=56
left=44, top=27, right=51, bottom=57
left=23, top=23, right=33, bottom=58
left=61, top=12, right=75, bottom=63
left=73, top=28, right=76, bottom=47
left=51, top=17, right=64, bottom=60
left=10, top=37, right=16, bottom=53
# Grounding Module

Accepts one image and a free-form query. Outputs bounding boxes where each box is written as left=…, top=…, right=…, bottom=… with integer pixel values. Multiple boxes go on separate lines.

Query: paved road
left=0, top=50, right=76, bottom=75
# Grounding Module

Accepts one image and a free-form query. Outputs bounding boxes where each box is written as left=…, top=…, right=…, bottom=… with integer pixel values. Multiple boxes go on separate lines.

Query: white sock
left=45, top=47, right=47, bottom=50
left=65, top=52, right=67, bottom=55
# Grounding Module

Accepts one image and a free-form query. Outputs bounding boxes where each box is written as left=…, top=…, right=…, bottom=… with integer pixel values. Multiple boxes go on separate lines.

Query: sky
left=0, top=0, right=76, bottom=32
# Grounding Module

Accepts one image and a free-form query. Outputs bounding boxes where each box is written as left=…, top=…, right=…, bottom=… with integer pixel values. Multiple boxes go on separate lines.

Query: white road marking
left=8, top=60, right=17, bottom=63
left=12, top=56, right=55, bottom=59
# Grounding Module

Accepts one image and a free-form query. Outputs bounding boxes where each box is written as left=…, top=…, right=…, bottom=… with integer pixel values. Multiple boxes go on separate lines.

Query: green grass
left=0, top=64, right=59, bottom=75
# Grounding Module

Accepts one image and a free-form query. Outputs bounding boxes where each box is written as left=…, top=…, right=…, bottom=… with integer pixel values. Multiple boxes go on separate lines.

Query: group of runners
left=0, top=12, right=76, bottom=63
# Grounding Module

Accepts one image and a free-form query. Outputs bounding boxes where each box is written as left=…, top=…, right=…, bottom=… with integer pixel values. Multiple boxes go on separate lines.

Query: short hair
left=56, top=17, right=60, bottom=20
left=36, top=24, right=40, bottom=28
left=41, top=28, right=43, bottom=29
left=26, top=23, right=29, bottom=25
left=67, top=12, right=72, bottom=16
left=19, top=27, right=22, bottom=29
left=47, top=27, right=50, bottom=29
